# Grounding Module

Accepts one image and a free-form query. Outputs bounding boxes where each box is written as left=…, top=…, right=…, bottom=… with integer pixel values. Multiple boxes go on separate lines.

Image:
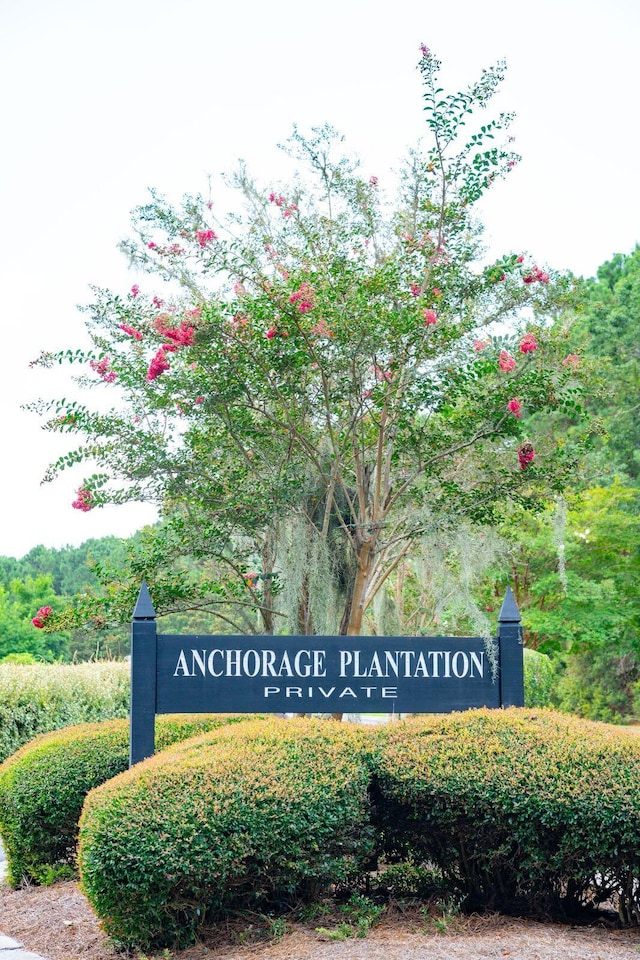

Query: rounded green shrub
left=371, top=708, right=640, bottom=922
left=0, top=713, right=255, bottom=887
left=78, top=717, right=377, bottom=948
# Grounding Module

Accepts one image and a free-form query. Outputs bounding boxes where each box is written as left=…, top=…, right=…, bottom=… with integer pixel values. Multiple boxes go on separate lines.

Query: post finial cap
left=498, top=586, right=521, bottom=623
left=133, top=581, right=156, bottom=619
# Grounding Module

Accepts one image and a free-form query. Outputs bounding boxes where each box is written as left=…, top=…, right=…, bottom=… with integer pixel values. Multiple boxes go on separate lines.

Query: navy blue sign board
left=129, top=582, right=524, bottom=766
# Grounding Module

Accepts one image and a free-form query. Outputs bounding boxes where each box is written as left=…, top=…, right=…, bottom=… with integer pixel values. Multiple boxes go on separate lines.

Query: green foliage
left=523, top=647, right=556, bottom=707
left=56, top=522, right=266, bottom=638
left=0, top=661, right=130, bottom=763
left=377, top=859, right=446, bottom=900
left=0, top=574, right=68, bottom=661
left=494, top=480, right=640, bottom=720
left=554, top=648, right=635, bottom=723
left=315, top=894, right=383, bottom=940
left=1, top=652, right=37, bottom=664
left=572, top=245, right=640, bottom=478
left=526, top=483, right=639, bottom=655
left=371, top=709, right=640, bottom=922
left=78, top=718, right=376, bottom=948
left=0, top=714, right=256, bottom=888
left=5, top=538, right=129, bottom=596
left=0, top=538, right=136, bottom=662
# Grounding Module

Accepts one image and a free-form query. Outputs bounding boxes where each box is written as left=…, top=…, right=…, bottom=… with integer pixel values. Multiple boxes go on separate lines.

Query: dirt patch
left=2, top=880, right=640, bottom=960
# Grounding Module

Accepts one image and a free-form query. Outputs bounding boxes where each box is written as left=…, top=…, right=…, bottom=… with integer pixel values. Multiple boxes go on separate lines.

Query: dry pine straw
left=2, top=880, right=640, bottom=960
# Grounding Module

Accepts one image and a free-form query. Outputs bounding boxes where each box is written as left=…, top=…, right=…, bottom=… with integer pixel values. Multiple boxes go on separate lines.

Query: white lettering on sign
left=337, top=649, right=484, bottom=680
left=173, top=648, right=484, bottom=681
left=173, top=648, right=328, bottom=679
left=263, top=685, right=399, bottom=700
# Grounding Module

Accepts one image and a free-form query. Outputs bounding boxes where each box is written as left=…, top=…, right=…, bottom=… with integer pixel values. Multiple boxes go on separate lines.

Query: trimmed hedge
left=371, top=708, right=640, bottom=922
left=0, top=714, right=255, bottom=887
left=78, top=717, right=376, bottom=948
left=40, top=709, right=640, bottom=949
left=0, top=661, right=130, bottom=763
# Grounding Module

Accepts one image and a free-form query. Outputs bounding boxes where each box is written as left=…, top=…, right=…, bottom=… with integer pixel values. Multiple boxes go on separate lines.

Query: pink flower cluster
left=507, top=398, right=523, bottom=418
left=269, top=193, right=298, bottom=218
left=164, top=321, right=195, bottom=347
left=119, top=323, right=143, bottom=340
left=499, top=350, right=516, bottom=372
left=89, top=357, right=117, bottom=383
left=310, top=318, right=333, bottom=338
left=402, top=231, right=434, bottom=251
left=153, top=313, right=172, bottom=335
left=130, top=284, right=140, bottom=297
left=72, top=486, right=93, bottom=512
left=519, top=333, right=538, bottom=354
left=373, top=365, right=393, bottom=382
left=230, top=312, right=248, bottom=332
left=289, top=282, right=314, bottom=313
left=410, top=283, right=422, bottom=297
left=196, top=229, right=217, bottom=247
left=146, top=348, right=172, bottom=381
left=369, top=176, right=379, bottom=187
left=422, top=308, right=438, bottom=326
left=518, top=443, right=535, bottom=470
left=562, top=354, right=580, bottom=368
left=265, top=325, right=288, bottom=340
left=473, top=339, right=488, bottom=352
left=32, top=605, right=53, bottom=629
left=145, top=312, right=198, bottom=380
left=522, top=265, right=549, bottom=284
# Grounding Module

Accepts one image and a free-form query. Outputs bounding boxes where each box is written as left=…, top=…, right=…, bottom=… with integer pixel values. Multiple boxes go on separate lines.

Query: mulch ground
left=2, top=879, right=640, bottom=960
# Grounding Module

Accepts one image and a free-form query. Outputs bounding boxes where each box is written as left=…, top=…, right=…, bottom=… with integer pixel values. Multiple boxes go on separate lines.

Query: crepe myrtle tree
left=29, top=46, right=586, bottom=638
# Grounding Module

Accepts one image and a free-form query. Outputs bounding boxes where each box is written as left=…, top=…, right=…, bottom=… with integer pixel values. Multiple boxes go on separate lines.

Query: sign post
left=129, top=581, right=524, bottom=766
left=497, top=586, right=524, bottom=708
left=129, top=582, right=158, bottom=768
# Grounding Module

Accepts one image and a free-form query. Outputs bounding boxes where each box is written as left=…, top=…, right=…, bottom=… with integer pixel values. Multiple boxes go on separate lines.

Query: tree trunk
left=345, top=539, right=374, bottom=635
left=332, top=538, right=374, bottom=720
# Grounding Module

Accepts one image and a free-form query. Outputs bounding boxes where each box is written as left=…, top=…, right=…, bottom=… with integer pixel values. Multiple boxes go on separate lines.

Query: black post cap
left=132, top=581, right=156, bottom=620
left=498, top=586, right=521, bottom=623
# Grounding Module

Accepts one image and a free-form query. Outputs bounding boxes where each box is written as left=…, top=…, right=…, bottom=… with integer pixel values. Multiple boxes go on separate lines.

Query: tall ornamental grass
left=0, top=661, right=129, bottom=763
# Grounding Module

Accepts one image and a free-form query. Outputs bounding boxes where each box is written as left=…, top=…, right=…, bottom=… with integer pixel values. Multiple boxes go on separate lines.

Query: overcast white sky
left=1, top=0, right=638, bottom=560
